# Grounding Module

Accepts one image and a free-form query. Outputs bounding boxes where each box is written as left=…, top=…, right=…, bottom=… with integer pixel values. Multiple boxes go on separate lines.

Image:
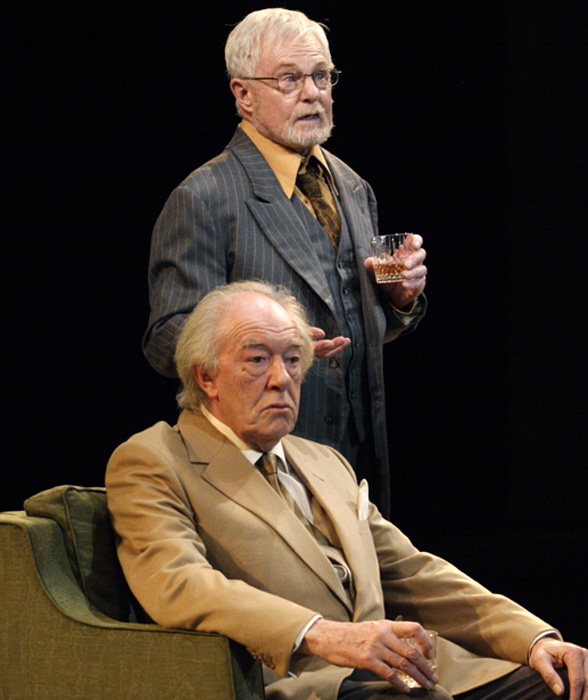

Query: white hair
left=224, top=8, right=332, bottom=79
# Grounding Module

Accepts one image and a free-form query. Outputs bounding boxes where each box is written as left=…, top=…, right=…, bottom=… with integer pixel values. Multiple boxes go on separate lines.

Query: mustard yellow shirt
left=239, top=119, right=339, bottom=217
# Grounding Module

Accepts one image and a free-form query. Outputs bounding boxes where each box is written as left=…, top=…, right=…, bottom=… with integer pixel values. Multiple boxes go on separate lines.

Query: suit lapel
left=177, top=411, right=351, bottom=610
left=228, top=129, right=336, bottom=313
left=320, top=151, right=370, bottom=257
left=283, top=437, right=385, bottom=620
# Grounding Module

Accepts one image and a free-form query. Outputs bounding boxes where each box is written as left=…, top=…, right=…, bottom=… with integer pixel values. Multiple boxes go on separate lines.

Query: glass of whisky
left=371, top=233, right=414, bottom=283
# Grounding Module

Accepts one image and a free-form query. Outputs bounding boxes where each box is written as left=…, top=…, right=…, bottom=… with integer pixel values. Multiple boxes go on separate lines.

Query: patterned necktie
left=259, top=454, right=322, bottom=534
left=259, top=453, right=283, bottom=496
left=296, top=157, right=341, bottom=249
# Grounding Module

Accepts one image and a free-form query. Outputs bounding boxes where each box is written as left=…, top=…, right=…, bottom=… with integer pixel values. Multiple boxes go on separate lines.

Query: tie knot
left=297, top=157, right=319, bottom=182
left=260, top=452, right=280, bottom=477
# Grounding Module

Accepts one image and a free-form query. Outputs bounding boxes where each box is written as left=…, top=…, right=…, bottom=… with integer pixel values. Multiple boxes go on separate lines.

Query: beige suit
left=106, top=410, right=552, bottom=700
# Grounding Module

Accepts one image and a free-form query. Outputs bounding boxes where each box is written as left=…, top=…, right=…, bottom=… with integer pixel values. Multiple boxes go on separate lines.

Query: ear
left=191, top=365, right=219, bottom=400
left=230, top=78, right=255, bottom=119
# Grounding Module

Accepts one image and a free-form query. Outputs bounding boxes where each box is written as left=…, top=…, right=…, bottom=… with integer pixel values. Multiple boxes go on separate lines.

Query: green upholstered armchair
left=0, top=485, right=265, bottom=699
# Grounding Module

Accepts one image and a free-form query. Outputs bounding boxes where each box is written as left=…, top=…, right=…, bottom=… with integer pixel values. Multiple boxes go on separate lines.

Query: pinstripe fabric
left=144, top=127, right=425, bottom=514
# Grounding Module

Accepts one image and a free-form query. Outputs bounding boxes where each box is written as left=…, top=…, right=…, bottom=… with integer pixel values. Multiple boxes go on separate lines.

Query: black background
left=5, top=1, right=587, bottom=647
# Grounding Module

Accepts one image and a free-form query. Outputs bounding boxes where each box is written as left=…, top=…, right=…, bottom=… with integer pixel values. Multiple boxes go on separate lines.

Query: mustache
left=292, top=103, right=328, bottom=121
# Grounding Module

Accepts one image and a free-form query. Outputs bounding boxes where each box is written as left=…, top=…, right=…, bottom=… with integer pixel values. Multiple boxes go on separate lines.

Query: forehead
left=258, top=33, right=330, bottom=71
left=219, top=294, right=302, bottom=352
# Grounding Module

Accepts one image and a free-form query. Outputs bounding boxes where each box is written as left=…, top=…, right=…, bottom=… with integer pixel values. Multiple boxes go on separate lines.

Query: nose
left=267, top=357, right=292, bottom=390
left=298, top=73, right=321, bottom=101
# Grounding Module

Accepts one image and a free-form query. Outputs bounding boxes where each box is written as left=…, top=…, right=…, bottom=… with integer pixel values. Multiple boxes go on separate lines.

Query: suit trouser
left=338, top=667, right=568, bottom=700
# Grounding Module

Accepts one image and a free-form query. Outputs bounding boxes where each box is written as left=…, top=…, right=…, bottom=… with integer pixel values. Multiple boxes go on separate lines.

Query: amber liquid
left=373, top=259, right=405, bottom=283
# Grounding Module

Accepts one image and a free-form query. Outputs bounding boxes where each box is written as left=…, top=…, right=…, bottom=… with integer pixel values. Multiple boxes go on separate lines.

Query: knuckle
left=387, top=670, right=402, bottom=685
left=397, top=656, right=413, bottom=672
left=407, top=648, right=421, bottom=664
left=570, top=676, right=584, bottom=690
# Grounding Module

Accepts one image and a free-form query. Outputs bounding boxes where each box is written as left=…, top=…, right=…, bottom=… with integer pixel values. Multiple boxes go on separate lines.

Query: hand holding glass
left=396, top=629, right=438, bottom=688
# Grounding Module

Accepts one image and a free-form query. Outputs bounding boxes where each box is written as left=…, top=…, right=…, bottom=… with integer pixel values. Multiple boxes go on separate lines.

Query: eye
left=285, top=354, right=301, bottom=367
left=280, top=71, right=301, bottom=83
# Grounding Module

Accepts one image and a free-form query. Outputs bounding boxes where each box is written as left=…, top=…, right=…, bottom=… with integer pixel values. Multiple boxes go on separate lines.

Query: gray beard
left=279, top=119, right=334, bottom=152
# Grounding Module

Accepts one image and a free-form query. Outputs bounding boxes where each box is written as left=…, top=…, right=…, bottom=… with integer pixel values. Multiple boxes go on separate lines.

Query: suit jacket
left=143, top=127, right=426, bottom=513
left=106, top=410, right=552, bottom=700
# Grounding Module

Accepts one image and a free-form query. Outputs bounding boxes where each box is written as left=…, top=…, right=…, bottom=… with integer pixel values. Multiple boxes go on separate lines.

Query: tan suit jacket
left=106, top=410, right=552, bottom=700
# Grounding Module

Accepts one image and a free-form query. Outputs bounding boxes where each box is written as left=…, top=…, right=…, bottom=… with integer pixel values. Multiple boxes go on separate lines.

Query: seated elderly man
left=106, top=280, right=587, bottom=700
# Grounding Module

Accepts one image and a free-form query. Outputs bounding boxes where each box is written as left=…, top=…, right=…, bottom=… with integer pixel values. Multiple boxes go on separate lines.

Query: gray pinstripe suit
left=143, top=127, right=426, bottom=513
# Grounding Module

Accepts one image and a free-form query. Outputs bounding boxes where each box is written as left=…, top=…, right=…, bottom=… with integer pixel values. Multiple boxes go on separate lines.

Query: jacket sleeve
left=143, top=166, right=233, bottom=377
left=367, top=505, right=554, bottom=665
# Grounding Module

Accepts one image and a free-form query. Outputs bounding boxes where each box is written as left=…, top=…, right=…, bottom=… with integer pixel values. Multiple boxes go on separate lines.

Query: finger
left=382, top=624, right=438, bottom=686
left=312, top=338, right=350, bottom=358
left=399, top=638, right=438, bottom=684
left=404, top=250, right=427, bottom=270
left=312, top=340, right=334, bottom=358
left=330, top=336, right=351, bottom=350
left=376, top=650, right=436, bottom=691
left=309, top=326, right=326, bottom=339
left=403, top=264, right=428, bottom=280
left=581, top=652, right=588, bottom=700
left=563, top=647, right=588, bottom=700
left=368, top=654, right=431, bottom=691
left=407, top=233, right=423, bottom=251
left=399, top=279, right=427, bottom=296
left=533, top=657, right=566, bottom=697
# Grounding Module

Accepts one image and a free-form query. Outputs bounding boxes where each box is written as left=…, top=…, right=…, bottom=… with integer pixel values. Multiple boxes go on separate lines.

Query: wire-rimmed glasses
left=240, top=69, right=341, bottom=94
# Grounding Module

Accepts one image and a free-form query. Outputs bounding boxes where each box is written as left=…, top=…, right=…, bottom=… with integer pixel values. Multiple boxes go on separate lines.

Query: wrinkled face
left=232, top=34, right=334, bottom=152
left=194, top=293, right=304, bottom=451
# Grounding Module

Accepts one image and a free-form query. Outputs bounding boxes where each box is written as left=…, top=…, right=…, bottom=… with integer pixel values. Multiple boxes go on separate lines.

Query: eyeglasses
left=240, top=69, right=341, bottom=94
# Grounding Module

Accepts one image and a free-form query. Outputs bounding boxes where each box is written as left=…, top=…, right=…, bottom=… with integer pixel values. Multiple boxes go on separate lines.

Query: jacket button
left=329, top=358, right=340, bottom=369
left=323, top=415, right=334, bottom=425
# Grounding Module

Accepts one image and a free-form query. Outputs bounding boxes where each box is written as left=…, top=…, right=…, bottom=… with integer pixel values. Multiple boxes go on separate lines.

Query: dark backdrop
left=5, top=1, right=587, bottom=647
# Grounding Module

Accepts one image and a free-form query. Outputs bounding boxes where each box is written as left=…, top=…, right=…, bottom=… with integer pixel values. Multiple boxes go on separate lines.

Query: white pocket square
left=357, top=479, right=370, bottom=520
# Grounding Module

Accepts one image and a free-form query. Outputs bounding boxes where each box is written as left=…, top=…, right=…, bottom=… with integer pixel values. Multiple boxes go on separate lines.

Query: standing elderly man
left=143, top=8, right=428, bottom=515
left=109, top=280, right=587, bottom=700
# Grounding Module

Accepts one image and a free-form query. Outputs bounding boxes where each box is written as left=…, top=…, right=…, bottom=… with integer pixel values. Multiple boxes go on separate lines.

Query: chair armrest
left=0, top=513, right=264, bottom=699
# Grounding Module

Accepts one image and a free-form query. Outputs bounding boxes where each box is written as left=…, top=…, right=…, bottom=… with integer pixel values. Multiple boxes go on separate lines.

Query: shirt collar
left=239, top=119, right=337, bottom=199
left=201, top=405, right=287, bottom=469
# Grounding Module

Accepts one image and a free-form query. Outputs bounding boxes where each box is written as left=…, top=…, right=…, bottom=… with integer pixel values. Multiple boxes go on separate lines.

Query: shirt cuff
left=390, top=299, right=418, bottom=315
left=528, top=629, right=563, bottom=661
left=287, top=615, right=323, bottom=679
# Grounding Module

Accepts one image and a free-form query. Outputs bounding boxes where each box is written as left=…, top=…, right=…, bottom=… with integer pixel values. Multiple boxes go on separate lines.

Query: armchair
left=0, top=485, right=265, bottom=699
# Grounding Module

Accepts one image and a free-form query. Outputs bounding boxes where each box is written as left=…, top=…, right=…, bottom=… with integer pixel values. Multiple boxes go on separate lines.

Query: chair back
left=24, top=485, right=143, bottom=621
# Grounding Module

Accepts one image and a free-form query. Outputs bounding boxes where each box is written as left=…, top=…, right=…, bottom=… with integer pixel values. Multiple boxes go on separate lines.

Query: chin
left=247, top=415, right=296, bottom=448
left=267, top=417, right=296, bottom=441
left=282, top=123, right=333, bottom=151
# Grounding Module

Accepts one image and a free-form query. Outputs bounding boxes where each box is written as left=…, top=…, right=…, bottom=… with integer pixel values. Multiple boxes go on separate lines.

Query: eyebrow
left=241, top=341, right=302, bottom=352
left=274, top=59, right=330, bottom=71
